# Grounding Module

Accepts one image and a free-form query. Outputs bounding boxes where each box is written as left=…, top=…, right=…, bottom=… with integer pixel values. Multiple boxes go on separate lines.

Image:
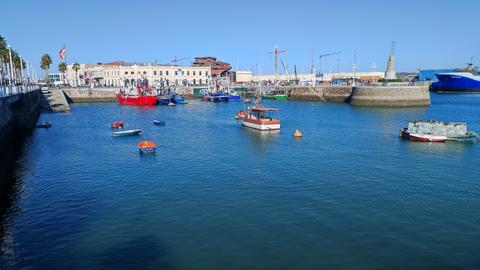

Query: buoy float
left=138, top=140, right=157, bottom=154
left=293, top=129, right=303, bottom=137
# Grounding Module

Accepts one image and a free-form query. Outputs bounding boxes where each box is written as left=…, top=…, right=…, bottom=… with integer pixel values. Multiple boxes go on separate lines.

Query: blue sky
left=3, top=0, right=479, bottom=74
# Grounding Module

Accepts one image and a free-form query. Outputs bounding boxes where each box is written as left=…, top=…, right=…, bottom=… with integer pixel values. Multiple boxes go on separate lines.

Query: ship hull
left=430, top=73, right=480, bottom=93
left=241, top=118, right=281, bottom=131
left=117, top=96, right=158, bottom=106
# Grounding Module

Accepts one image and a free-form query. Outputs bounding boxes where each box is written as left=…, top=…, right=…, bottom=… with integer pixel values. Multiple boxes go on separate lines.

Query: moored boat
left=235, top=110, right=247, bottom=120
left=430, top=72, right=480, bottom=93
left=228, top=94, right=241, bottom=102
left=111, top=121, right=124, bottom=129
left=138, top=140, right=157, bottom=154
left=204, top=92, right=229, bottom=102
left=117, top=84, right=158, bottom=106
left=430, top=63, right=480, bottom=93
left=262, top=94, right=288, bottom=100
left=400, top=120, right=477, bottom=143
left=153, top=120, right=165, bottom=126
left=35, top=122, right=52, bottom=129
left=409, top=134, right=447, bottom=143
left=241, top=106, right=280, bottom=131
left=113, top=129, right=142, bottom=137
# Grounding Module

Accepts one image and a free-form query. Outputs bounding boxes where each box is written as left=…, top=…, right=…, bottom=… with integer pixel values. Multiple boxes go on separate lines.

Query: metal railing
left=0, top=84, right=40, bottom=98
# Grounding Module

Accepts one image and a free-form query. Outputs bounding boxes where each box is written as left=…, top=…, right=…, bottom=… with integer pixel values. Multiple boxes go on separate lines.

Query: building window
left=206, top=71, right=209, bottom=76
left=175, top=71, right=178, bottom=76
left=125, top=71, right=128, bottom=75
left=193, top=79, right=196, bottom=85
left=143, top=71, right=147, bottom=75
left=160, top=71, right=163, bottom=75
left=199, top=71, right=202, bottom=76
left=131, top=71, right=134, bottom=74
left=193, top=71, right=196, bottom=76
left=166, top=71, right=169, bottom=76
left=199, top=79, right=202, bottom=85
left=166, top=79, right=169, bottom=85
left=154, top=70, right=157, bottom=75
left=187, top=71, right=190, bottom=75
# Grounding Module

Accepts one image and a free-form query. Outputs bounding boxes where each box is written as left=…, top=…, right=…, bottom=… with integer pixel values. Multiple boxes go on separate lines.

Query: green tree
left=40, top=54, right=52, bottom=84
left=72, top=62, right=80, bottom=87
left=58, top=62, right=67, bottom=85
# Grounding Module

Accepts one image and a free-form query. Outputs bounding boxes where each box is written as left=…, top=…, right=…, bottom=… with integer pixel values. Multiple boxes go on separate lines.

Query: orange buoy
left=293, top=129, right=302, bottom=137
left=138, top=140, right=157, bottom=154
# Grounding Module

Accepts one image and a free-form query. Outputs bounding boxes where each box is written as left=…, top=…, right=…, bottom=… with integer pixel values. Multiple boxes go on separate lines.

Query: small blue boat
left=153, top=120, right=165, bottom=126
left=228, top=95, right=241, bottom=102
left=204, top=92, right=229, bottom=102
left=157, top=88, right=186, bottom=105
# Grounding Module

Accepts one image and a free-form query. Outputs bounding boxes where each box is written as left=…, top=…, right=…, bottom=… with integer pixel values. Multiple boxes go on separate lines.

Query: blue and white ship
left=431, top=73, right=480, bottom=93
left=430, top=63, right=480, bottom=93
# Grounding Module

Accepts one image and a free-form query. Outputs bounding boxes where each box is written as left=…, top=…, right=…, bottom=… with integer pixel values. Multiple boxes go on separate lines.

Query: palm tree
left=58, top=62, right=67, bottom=85
left=40, top=54, right=52, bottom=84
left=72, top=62, right=80, bottom=87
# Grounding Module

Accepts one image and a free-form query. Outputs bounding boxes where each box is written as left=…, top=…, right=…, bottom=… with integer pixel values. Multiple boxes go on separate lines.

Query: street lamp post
left=7, top=44, right=14, bottom=86
left=371, top=63, right=376, bottom=84
left=26, top=61, right=31, bottom=85
left=19, top=54, right=24, bottom=85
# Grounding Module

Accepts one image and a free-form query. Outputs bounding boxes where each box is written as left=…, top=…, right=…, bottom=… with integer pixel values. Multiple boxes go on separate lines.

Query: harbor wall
left=63, top=88, right=117, bottom=103
left=286, top=86, right=353, bottom=102
left=0, top=89, right=41, bottom=188
left=62, top=87, right=196, bottom=103
left=350, top=86, right=430, bottom=107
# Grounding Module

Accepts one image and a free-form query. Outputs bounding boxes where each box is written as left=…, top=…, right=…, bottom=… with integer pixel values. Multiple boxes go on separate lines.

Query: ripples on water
left=1, top=93, right=480, bottom=269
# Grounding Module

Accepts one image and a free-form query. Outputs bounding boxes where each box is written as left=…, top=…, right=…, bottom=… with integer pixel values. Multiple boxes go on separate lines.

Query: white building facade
left=67, top=62, right=211, bottom=87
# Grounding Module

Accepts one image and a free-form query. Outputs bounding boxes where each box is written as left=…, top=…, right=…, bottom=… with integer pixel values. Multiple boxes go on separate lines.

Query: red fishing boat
left=116, top=84, right=158, bottom=106
left=111, top=121, right=124, bottom=128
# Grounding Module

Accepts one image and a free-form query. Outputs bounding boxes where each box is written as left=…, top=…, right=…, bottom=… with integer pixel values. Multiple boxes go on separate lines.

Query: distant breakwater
left=350, top=86, right=430, bottom=107
left=61, top=85, right=431, bottom=107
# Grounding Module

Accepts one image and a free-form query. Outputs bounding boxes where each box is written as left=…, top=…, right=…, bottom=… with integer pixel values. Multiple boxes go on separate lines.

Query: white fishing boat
left=112, top=129, right=142, bottom=137
left=241, top=106, right=281, bottom=131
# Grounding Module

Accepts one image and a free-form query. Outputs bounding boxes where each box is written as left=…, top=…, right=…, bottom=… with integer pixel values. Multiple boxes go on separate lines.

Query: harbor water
left=1, top=94, right=480, bottom=269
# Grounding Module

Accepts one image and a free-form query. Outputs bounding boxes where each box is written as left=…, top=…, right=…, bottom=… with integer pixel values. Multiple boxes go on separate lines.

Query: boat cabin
left=248, top=107, right=279, bottom=121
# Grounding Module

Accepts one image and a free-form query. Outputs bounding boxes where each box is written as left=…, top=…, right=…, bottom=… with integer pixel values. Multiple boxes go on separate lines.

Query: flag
left=59, top=45, right=66, bottom=59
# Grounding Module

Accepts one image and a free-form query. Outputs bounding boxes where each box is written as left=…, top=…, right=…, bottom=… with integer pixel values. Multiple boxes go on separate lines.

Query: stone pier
left=349, top=86, right=430, bottom=107
left=286, top=86, right=353, bottom=102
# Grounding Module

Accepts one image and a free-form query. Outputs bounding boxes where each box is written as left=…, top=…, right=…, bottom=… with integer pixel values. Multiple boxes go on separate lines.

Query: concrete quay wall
left=63, top=88, right=117, bottom=103
left=350, top=86, right=430, bottom=107
left=0, top=89, right=41, bottom=185
left=286, top=86, right=353, bottom=102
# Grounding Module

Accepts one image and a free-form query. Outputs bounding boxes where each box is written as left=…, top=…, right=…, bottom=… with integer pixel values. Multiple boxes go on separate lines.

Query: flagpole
left=65, top=44, right=68, bottom=86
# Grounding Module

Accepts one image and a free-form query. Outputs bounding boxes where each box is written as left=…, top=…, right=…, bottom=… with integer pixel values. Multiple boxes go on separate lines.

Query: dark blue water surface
left=1, top=93, right=480, bottom=269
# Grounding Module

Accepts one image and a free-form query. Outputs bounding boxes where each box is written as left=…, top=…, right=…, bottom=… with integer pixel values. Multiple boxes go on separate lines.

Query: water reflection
left=405, top=140, right=474, bottom=154
left=0, top=140, right=28, bottom=268
left=241, top=127, right=280, bottom=153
